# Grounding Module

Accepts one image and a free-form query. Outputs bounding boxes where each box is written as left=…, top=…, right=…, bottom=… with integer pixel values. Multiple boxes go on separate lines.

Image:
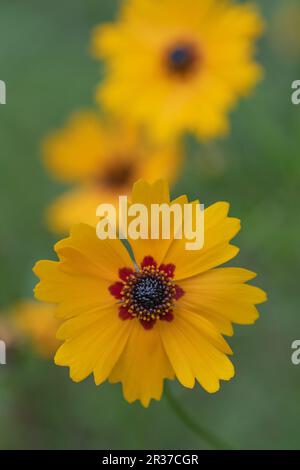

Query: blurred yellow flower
left=43, top=111, right=181, bottom=233
left=92, top=0, right=263, bottom=142
left=12, top=300, right=60, bottom=358
left=33, top=180, right=266, bottom=407
left=0, top=316, right=16, bottom=349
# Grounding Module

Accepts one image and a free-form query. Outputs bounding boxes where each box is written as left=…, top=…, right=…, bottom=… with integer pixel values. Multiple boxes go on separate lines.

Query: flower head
left=92, top=0, right=263, bottom=142
left=0, top=315, right=17, bottom=350
left=12, top=300, right=60, bottom=358
left=43, top=111, right=181, bottom=233
left=33, top=180, right=266, bottom=407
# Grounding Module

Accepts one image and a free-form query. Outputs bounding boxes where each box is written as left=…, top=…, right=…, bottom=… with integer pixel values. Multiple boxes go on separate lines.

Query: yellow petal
left=128, top=180, right=189, bottom=266
left=178, top=267, right=267, bottom=327
left=46, top=187, right=106, bottom=234
left=43, top=111, right=107, bottom=183
left=11, top=300, right=60, bottom=358
left=55, top=224, right=134, bottom=282
left=33, top=259, right=114, bottom=319
left=55, top=305, right=131, bottom=383
left=109, top=320, right=174, bottom=407
left=159, top=307, right=235, bottom=393
left=163, top=202, right=241, bottom=280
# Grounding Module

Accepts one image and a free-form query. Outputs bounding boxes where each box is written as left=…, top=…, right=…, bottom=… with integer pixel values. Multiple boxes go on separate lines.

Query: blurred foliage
left=0, top=0, right=300, bottom=449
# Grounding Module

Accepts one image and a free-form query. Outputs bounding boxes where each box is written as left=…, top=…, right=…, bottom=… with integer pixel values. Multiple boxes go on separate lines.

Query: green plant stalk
left=165, top=384, right=234, bottom=450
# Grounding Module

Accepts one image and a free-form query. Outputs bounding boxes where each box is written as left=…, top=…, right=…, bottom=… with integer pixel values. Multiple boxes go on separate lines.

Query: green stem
left=165, top=384, right=234, bottom=450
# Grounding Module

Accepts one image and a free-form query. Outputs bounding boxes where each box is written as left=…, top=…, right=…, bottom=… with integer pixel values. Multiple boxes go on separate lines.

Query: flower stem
left=164, top=384, right=234, bottom=450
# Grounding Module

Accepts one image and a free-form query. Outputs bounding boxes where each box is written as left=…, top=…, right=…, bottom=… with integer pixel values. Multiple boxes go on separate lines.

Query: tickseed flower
left=92, top=0, right=263, bottom=142
left=11, top=300, right=60, bottom=358
left=33, top=180, right=267, bottom=407
left=43, top=111, right=181, bottom=233
left=0, top=316, right=16, bottom=350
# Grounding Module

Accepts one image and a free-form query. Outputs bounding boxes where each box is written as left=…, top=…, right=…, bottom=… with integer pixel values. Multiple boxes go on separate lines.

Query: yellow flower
left=43, top=111, right=181, bottom=233
left=0, top=315, right=16, bottom=349
left=92, top=0, right=263, bottom=142
left=33, top=180, right=266, bottom=407
left=12, top=300, right=60, bottom=358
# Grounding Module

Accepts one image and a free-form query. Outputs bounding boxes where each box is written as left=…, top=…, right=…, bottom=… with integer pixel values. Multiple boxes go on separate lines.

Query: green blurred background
left=0, top=0, right=300, bottom=450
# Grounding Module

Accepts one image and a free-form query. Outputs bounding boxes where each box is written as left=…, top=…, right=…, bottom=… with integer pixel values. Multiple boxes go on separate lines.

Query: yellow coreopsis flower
left=0, top=316, right=16, bottom=350
left=43, top=111, right=181, bottom=233
left=12, top=300, right=60, bottom=358
left=33, top=180, right=266, bottom=407
left=92, top=0, right=263, bottom=142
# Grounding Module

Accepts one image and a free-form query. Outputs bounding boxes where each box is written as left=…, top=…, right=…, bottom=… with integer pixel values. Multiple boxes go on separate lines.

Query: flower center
left=94, top=159, right=134, bottom=190
left=132, top=275, right=167, bottom=309
left=109, top=256, right=185, bottom=330
left=124, top=267, right=175, bottom=320
left=166, top=42, right=200, bottom=77
left=104, top=161, right=133, bottom=188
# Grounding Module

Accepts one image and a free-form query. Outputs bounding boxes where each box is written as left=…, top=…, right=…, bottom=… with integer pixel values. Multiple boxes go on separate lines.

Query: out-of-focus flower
left=12, top=300, right=60, bottom=358
left=33, top=180, right=267, bottom=407
left=43, top=111, right=181, bottom=234
left=92, top=0, right=263, bottom=142
left=0, top=316, right=17, bottom=350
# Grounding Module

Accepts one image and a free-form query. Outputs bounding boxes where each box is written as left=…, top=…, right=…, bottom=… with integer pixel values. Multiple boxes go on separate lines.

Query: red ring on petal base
left=109, top=281, right=124, bottom=300
left=109, top=256, right=184, bottom=330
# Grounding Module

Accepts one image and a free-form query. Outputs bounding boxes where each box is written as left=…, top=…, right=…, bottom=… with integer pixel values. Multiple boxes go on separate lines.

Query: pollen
left=109, top=257, right=185, bottom=330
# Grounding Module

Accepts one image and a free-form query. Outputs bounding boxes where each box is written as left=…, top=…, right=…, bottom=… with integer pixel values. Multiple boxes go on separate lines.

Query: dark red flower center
left=109, top=256, right=184, bottom=330
left=94, top=159, right=135, bottom=190
left=104, top=161, right=134, bottom=188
